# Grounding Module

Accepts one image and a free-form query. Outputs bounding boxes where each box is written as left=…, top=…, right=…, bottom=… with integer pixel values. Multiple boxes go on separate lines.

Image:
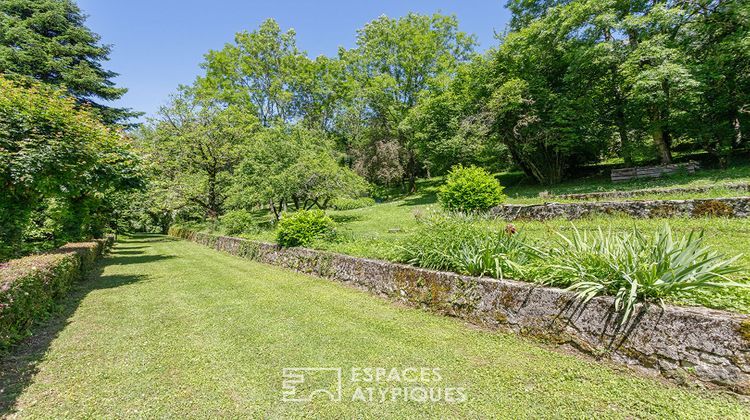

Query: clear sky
left=76, top=0, right=512, bottom=121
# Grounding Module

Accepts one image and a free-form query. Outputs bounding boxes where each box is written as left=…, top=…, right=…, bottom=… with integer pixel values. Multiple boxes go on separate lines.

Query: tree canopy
left=0, top=0, right=137, bottom=125
left=0, top=75, right=142, bottom=258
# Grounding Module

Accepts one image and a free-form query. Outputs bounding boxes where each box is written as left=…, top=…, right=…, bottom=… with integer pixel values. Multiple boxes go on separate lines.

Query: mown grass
left=1, top=235, right=748, bottom=418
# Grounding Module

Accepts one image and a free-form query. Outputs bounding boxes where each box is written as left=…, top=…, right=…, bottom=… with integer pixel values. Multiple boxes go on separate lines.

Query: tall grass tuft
left=536, top=225, right=744, bottom=322
left=398, top=213, right=542, bottom=279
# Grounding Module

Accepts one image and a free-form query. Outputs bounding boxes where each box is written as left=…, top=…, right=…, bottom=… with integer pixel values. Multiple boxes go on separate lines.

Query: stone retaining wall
left=555, top=183, right=750, bottom=201
left=492, top=197, right=750, bottom=221
left=170, top=227, right=750, bottom=393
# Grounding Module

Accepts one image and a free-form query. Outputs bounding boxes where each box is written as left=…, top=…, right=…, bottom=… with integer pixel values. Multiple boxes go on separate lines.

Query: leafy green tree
left=197, top=19, right=311, bottom=127
left=0, top=0, right=137, bottom=125
left=493, top=0, right=710, bottom=171
left=343, top=13, right=477, bottom=191
left=483, top=5, right=612, bottom=184
left=401, top=56, right=499, bottom=175
left=505, top=0, right=569, bottom=30
left=231, top=126, right=368, bottom=221
left=685, top=0, right=750, bottom=166
left=136, top=88, right=257, bottom=221
left=0, top=76, right=141, bottom=258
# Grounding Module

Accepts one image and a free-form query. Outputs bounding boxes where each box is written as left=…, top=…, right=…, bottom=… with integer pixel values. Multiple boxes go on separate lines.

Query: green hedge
left=276, top=210, right=336, bottom=248
left=0, top=236, right=113, bottom=350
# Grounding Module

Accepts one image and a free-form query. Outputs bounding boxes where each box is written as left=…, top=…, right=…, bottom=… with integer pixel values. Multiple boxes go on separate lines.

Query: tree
left=505, top=0, right=570, bottom=30
left=0, top=76, right=142, bottom=258
left=495, top=0, right=707, bottom=169
left=0, top=0, right=137, bottom=125
left=481, top=3, right=610, bottom=184
left=684, top=0, right=750, bottom=166
left=401, top=56, right=498, bottom=175
left=343, top=13, right=477, bottom=191
left=231, top=126, right=368, bottom=221
left=621, top=34, right=700, bottom=164
left=137, top=88, right=257, bottom=221
left=197, top=19, right=310, bottom=127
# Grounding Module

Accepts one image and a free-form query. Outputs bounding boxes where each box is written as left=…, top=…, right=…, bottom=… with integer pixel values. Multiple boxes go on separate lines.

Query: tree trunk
left=207, top=170, right=219, bottom=220
left=652, top=127, right=673, bottom=165
left=733, top=115, right=743, bottom=148
left=407, top=152, right=417, bottom=193
left=292, top=195, right=300, bottom=210
left=269, top=199, right=280, bottom=221
left=614, top=106, right=632, bottom=166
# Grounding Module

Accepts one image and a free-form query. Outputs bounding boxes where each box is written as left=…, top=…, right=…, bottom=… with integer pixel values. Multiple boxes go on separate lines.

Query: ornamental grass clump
left=537, top=225, right=744, bottom=322
left=398, top=213, right=541, bottom=279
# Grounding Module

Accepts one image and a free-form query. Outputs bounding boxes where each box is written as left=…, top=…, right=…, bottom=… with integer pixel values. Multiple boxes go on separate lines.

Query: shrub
left=398, top=213, right=541, bottom=279
left=276, top=210, right=336, bottom=248
left=0, top=237, right=112, bottom=350
left=221, top=210, right=257, bottom=235
left=534, top=225, right=744, bottom=323
left=331, top=197, right=376, bottom=211
left=438, top=165, right=506, bottom=212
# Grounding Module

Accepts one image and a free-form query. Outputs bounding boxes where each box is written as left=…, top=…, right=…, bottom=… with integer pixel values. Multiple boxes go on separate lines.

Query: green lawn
left=1, top=235, right=748, bottom=418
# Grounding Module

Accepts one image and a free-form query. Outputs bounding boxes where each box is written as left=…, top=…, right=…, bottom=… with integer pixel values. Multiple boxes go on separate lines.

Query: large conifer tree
left=0, top=0, right=137, bottom=124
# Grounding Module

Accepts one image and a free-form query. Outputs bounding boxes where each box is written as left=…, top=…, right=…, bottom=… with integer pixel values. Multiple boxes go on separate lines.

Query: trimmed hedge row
left=0, top=236, right=114, bottom=350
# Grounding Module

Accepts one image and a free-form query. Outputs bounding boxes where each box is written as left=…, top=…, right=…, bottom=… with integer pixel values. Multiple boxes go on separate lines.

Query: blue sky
left=77, top=1, right=512, bottom=121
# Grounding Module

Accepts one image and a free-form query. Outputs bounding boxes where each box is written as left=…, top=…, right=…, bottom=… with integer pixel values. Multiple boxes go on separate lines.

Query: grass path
left=1, top=235, right=749, bottom=418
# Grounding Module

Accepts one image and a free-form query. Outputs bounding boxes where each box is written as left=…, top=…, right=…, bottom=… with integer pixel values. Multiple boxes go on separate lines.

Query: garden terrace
left=1, top=235, right=747, bottom=417
left=170, top=228, right=750, bottom=393
left=552, top=183, right=750, bottom=201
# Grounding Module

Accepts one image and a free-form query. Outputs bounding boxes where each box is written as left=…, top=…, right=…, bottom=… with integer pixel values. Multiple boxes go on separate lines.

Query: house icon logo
left=281, top=368, right=343, bottom=402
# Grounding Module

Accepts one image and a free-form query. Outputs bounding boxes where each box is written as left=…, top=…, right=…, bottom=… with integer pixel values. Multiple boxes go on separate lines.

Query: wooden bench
left=611, top=162, right=699, bottom=182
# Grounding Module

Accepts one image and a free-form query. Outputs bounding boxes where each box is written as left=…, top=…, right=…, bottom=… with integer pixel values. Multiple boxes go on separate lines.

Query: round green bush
left=438, top=165, right=506, bottom=212
left=220, top=209, right=257, bottom=235
left=276, top=210, right=336, bottom=247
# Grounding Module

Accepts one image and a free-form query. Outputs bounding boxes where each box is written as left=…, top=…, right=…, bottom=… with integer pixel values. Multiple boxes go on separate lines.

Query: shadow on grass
left=111, top=250, right=144, bottom=256
left=399, top=192, right=437, bottom=207
left=0, top=236, right=167, bottom=416
left=331, top=214, right=363, bottom=224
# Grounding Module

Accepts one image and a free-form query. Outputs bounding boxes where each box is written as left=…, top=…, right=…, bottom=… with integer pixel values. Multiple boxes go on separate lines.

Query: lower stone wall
left=555, top=183, right=750, bottom=201
left=492, top=197, right=750, bottom=221
left=170, top=227, right=750, bottom=393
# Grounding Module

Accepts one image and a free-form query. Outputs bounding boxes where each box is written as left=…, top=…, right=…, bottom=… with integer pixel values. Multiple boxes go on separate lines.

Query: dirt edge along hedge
left=169, top=226, right=750, bottom=394
left=0, top=236, right=114, bottom=350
